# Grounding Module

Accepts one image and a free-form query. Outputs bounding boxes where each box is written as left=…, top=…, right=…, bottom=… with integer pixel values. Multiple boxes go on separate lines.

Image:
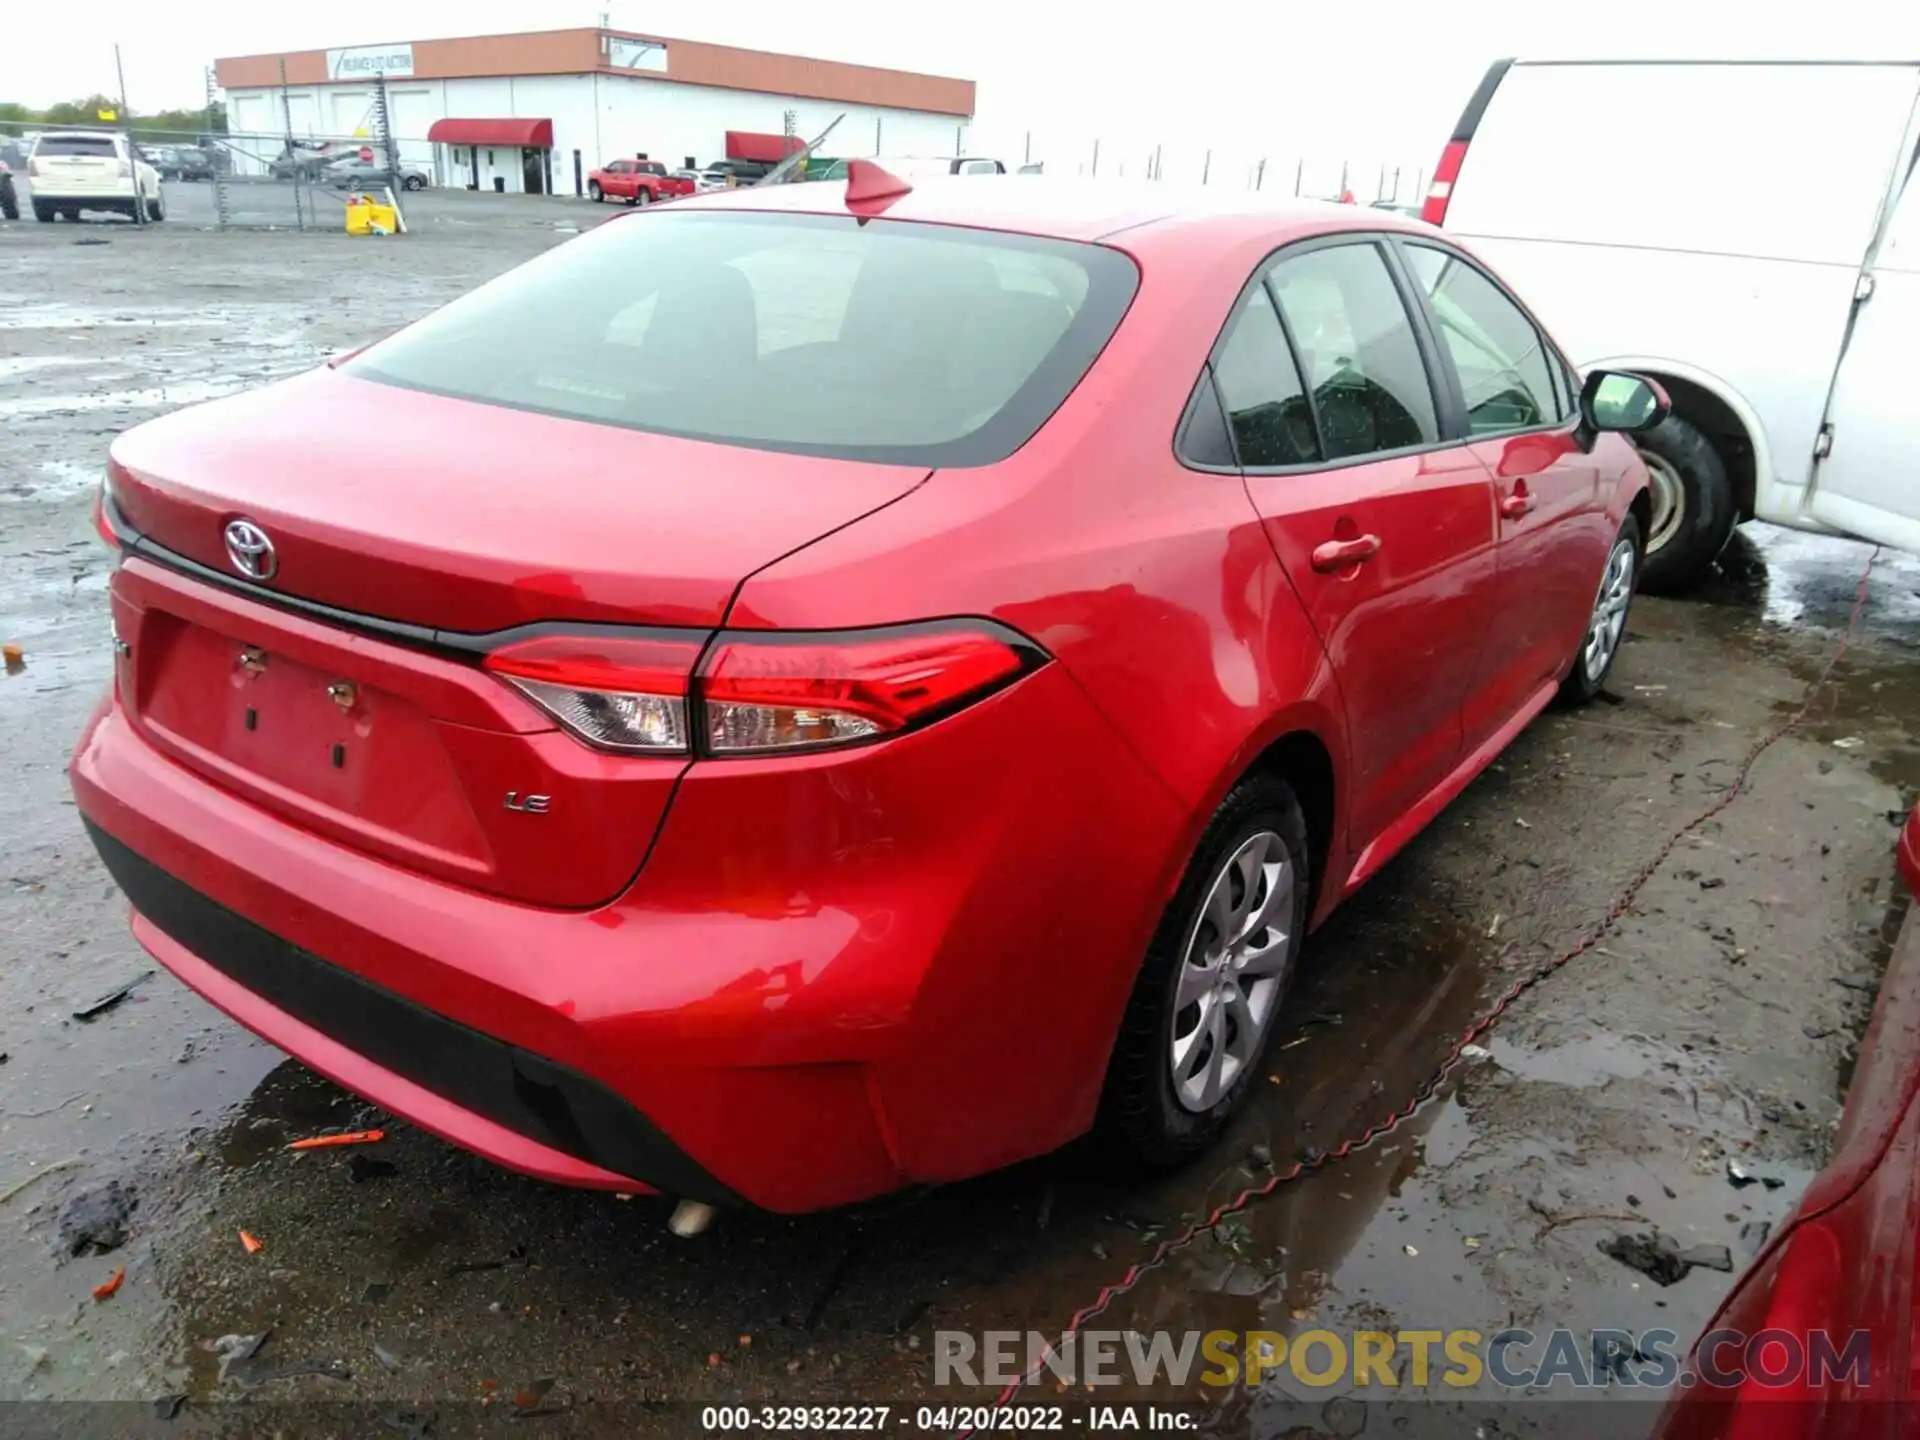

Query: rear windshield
left=35, top=135, right=119, bottom=157
left=344, top=210, right=1139, bottom=466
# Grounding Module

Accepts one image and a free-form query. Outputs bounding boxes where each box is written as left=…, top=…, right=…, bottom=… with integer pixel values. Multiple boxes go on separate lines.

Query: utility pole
left=1201, top=149, right=1211, bottom=184
left=114, top=43, right=143, bottom=226
left=1091, top=137, right=1100, bottom=176
left=1293, top=157, right=1304, bottom=195
left=1255, top=157, right=1266, bottom=190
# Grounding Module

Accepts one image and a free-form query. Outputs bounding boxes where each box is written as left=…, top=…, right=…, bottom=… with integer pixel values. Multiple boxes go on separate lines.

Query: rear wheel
left=61, top=208, right=81, bottom=223
left=633, top=188, right=651, bottom=207
left=33, top=201, right=53, bottom=222
left=1559, top=512, right=1641, bottom=705
left=1098, top=773, right=1309, bottom=1168
left=0, top=179, right=17, bottom=221
left=145, top=195, right=164, bottom=222
left=588, top=181, right=603, bottom=202
left=1634, top=413, right=1735, bottom=594
left=402, top=174, right=424, bottom=192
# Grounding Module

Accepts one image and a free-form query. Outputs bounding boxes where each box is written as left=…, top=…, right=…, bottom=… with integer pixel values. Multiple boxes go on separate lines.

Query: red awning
left=725, top=130, right=804, bottom=164
left=427, top=117, right=553, bottom=147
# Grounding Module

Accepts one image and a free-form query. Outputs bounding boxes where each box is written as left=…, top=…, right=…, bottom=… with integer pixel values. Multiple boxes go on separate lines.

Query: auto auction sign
left=327, top=45, right=416, bottom=80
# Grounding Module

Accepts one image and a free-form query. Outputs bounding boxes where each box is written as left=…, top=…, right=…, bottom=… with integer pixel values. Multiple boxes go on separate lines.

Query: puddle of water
left=0, top=356, right=94, bottom=381
left=0, top=379, right=245, bottom=420
left=0, top=307, right=219, bottom=333
left=1483, top=1032, right=1654, bottom=1086
left=216, top=1060, right=377, bottom=1168
left=1697, top=527, right=1920, bottom=635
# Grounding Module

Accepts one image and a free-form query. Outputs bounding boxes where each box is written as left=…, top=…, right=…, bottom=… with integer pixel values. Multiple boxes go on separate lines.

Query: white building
left=216, top=27, right=976, bottom=194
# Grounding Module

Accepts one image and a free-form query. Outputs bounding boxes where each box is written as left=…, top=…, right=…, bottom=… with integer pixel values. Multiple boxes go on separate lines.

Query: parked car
left=586, top=158, right=694, bottom=205
left=324, top=154, right=427, bottom=192
left=699, top=159, right=774, bottom=186
left=1656, top=801, right=1920, bottom=1435
left=268, top=143, right=352, bottom=182
left=170, top=145, right=220, bottom=182
left=28, top=130, right=163, bottom=222
left=1425, top=57, right=1920, bottom=590
left=75, top=182, right=1665, bottom=1219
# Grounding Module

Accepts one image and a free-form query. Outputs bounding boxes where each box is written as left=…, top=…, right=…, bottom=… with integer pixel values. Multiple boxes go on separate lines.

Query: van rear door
left=1806, top=141, right=1920, bottom=553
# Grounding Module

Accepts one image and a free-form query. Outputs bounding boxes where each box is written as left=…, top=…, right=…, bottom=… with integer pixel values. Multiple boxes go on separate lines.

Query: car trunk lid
left=105, top=366, right=930, bottom=906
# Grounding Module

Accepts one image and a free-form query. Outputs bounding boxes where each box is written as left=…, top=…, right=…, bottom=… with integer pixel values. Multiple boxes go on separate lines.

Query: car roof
left=662, top=174, right=1422, bottom=246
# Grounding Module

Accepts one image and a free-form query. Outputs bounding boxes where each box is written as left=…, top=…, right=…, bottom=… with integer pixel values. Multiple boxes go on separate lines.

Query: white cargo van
left=1423, top=59, right=1920, bottom=591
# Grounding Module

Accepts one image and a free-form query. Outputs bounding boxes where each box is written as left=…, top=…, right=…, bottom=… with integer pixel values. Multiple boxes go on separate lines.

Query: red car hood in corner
left=108, top=367, right=931, bottom=633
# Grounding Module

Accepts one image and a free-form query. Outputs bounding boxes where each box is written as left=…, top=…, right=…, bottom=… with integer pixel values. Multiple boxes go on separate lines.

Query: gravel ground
left=1, top=202, right=1916, bottom=1435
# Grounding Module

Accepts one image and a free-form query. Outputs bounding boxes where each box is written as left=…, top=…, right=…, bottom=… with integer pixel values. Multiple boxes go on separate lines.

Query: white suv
left=28, top=131, right=163, bottom=223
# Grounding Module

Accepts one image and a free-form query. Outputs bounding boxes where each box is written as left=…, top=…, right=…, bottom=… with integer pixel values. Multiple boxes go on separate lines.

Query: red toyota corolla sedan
left=71, top=171, right=1665, bottom=1215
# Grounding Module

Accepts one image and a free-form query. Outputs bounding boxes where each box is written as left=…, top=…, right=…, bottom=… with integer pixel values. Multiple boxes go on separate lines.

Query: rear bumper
left=72, top=652, right=1184, bottom=1210
left=88, top=821, right=705, bottom=1199
left=29, top=183, right=138, bottom=202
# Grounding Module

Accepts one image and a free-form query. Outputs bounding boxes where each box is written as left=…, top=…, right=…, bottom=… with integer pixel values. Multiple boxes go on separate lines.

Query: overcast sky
left=7, top=0, right=1919, bottom=195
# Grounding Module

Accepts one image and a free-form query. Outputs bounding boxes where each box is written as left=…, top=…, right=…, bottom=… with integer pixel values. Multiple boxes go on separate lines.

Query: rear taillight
left=93, top=474, right=120, bottom=550
left=484, top=621, right=1041, bottom=758
left=700, top=624, right=1030, bottom=755
left=484, top=634, right=700, bottom=754
left=1421, top=140, right=1467, bottom=227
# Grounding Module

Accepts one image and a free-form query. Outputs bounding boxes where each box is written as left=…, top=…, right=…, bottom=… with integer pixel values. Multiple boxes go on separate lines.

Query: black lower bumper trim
left=84, top=820, right=738, bottom=1207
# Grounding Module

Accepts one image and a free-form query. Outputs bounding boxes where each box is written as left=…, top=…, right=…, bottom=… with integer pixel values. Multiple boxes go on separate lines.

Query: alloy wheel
left=1169, top=830, right=1294, bottom=1112
left=1585, top=538, right=1636, bottom=680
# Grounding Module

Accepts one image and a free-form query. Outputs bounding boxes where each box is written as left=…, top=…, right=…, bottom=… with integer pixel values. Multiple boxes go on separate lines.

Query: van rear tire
left=1633, top=413, right=1735, bottom=595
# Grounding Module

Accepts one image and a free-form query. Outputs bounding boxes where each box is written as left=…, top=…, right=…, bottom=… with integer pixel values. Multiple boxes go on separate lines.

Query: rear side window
left=346, top=211, right=1138, bottom=467
left=1210, top=287, right=1318, bottom=467
left=1402, top=244, right=1561, bottom=433
left=34, top=135, right=119, bottom=157
left=1266, top=244, right=1439, bottom=461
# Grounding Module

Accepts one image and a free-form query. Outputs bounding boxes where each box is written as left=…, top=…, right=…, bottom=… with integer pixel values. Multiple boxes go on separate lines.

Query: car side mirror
left=1577, top=369, right=1669, bottom=450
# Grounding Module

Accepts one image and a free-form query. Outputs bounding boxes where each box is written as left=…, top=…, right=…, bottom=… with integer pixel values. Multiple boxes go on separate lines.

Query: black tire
left=633, top=188, right=650, bottom=207
left=1097, top=773, right=1310, bottom=1168
left=61, top=208, right=81, bottom=223
left=0, top=180, right=17, bottom=221
left=402, top=175, right=424, bottom=191
left=1634, top=413, right=1735, bottom=595
left=146, top=196, right=164, bottom=222
left=1559, top=512, right=1642, bottom=706
left=588, top=181, right=603, bottom=202
left=33, top=201, right=53, bottom=222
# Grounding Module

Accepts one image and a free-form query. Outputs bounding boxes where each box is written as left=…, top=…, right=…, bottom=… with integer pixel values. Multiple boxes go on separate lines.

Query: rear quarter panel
left=726, top=217, right=1356, bottom=903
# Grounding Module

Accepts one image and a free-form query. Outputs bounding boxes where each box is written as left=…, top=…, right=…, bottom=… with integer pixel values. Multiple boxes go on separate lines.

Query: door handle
left=1310, top=534, right=1382, bottom=572
left=1499, top=492, right=1535, bottom=519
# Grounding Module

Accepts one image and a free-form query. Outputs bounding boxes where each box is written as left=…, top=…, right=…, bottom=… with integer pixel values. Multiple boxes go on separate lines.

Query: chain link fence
left=0, top=118, right=431, bottom=232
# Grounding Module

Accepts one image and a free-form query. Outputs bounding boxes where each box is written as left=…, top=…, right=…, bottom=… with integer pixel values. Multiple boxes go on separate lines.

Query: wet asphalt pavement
left=2, top=199, right=1917, bottom=1435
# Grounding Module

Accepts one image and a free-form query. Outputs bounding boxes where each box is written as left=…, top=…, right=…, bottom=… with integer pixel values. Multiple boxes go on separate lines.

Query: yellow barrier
left=344, top=195, right=399, bottom=236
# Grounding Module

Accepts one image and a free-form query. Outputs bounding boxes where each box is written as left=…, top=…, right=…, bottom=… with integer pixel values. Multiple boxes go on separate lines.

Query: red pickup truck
left=586, top=158, right=694, bottom=206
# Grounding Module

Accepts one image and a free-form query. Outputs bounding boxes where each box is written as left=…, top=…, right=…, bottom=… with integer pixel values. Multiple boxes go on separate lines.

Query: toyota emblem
left=223, top=519, right=277, bottom=581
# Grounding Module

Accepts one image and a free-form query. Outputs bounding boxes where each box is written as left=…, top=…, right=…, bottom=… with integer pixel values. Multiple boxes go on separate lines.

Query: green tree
left=40, top=94, right=122, bottom=126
